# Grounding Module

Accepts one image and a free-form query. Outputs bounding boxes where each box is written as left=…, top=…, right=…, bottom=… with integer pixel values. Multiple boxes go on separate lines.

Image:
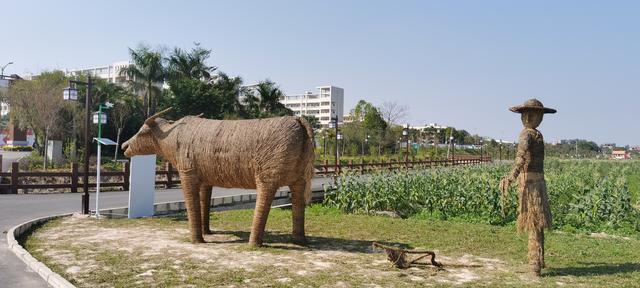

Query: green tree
left=210, top=73, right=243, bottom=118
left=119, top=45, right=166, bottom=118
left=301, top=115, right=321, bottom=131
left=169, top=77, right=224, bottom=119
left=254, top=80, right=292, bottom=117
left=8, top=71, right=67, bottom=169
left=107, top=86, right=139, bottom=161
left=345, top=100, right=388, bottom=156
left=167, top=43, right=216, bottom=81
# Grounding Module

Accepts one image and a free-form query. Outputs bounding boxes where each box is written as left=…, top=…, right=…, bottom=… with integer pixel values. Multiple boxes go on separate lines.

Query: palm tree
left=167, top=44, right=216, bottom=81
left=210, top=73, right=243, bottom=116
left=119, top=46, right=165, bottom=118
left=255, top=80, right=292, bottom=118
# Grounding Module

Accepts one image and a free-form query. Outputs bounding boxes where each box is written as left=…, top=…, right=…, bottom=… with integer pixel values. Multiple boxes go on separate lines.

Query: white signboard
left=128, top=155, right=157, bottom=218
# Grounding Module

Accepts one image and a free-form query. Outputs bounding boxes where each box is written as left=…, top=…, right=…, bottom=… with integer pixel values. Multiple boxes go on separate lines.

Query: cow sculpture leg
left=199, top=185, right=213, bottom=235
left=249, top=182, right=277, bottom=246
left=289, top=181, right=307, bottom=244
left=180, top=170, right=205, bottom=243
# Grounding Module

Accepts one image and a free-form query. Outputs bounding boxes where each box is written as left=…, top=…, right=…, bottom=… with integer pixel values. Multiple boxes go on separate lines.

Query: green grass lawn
left=25, top=206, right=640, bottom=287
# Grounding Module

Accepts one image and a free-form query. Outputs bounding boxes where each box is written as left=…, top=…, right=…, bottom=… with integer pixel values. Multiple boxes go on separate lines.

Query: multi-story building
left=65, top=61, right=131, bottom=84
left=601, top=143, right=616, bottom=150
left=414, top=123, right=449, bottom=131
left=281, top=86, right=344, bottom=126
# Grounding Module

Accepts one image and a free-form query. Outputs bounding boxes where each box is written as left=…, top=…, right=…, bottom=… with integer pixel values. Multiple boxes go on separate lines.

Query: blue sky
left=2, top=1, right=639, bottom=145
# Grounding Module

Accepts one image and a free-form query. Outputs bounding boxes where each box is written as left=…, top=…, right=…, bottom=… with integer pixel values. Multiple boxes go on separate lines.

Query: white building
left=281, top=86, right=344, bottom=125
left=0, top=78, right=10, bottom=116
left=65, top=61, right=131, bottom=84
left=413, top=123, right=449, bottom=131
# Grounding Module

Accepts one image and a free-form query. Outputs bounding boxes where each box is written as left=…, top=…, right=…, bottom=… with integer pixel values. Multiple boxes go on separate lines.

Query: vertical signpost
left=128, top=155, right=157, bottom=218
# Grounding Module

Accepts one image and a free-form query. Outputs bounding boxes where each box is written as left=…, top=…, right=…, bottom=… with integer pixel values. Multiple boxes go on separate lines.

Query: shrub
left=2, top=145, right=33, bottom=151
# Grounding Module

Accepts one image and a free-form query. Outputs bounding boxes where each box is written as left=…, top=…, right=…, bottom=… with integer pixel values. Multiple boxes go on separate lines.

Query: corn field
left=324, top=160, right=640, bottom=233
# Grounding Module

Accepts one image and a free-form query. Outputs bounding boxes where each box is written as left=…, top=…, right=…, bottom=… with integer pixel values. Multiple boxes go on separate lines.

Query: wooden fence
left=0, top=162, right=179, bottom=194
left=314, top=155, right=492, bottom=175
left=0, top=155, right=491, bottom=194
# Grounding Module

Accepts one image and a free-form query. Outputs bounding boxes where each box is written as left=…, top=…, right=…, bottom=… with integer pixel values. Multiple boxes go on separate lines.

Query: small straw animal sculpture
left=372, top=242, right=442, bottom=269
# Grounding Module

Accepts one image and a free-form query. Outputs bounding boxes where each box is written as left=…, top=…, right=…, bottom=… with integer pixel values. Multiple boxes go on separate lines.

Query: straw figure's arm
left=500, top=132, right=531, bottom=194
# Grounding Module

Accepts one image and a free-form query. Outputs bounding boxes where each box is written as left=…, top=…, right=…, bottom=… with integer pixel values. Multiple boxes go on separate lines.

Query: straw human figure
left=500, top=99, right=555, bottom=276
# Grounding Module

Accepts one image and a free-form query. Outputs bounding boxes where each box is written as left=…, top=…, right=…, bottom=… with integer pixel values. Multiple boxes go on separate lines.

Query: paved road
left=0, top=151, right=30, bottom=172
left=0, top=178, right=332, bottom=287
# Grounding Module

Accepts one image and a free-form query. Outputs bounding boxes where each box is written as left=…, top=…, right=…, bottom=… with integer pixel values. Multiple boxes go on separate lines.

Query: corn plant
left=324, top=160, right=640, bottom=233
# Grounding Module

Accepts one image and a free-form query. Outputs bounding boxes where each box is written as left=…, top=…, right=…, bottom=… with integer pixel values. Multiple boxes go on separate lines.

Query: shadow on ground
left=546, top=262, right=640, bottom=277
left=212, top=229, right=413, bottom=253
left=165, top=213, right=412, bottom=253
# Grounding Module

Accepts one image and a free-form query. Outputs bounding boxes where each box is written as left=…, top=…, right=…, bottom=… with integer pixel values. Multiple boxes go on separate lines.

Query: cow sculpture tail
left=296, top=117, right=316, bottom=204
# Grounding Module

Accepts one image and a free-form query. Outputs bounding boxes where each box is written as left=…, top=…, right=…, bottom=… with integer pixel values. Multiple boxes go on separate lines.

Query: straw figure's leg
left=528, top=228, right=544, bottom=276
left=289, top=181, right=307, bottom=245
left=199, top=185, right=213, bottom=235
left=180, top=170, right=205, bottom=243
left=249, top=181, right=277, bottom=246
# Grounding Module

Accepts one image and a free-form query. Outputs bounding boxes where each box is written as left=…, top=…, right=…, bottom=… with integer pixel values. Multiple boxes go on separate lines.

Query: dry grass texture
left=122, top=108, right=315, bottom=246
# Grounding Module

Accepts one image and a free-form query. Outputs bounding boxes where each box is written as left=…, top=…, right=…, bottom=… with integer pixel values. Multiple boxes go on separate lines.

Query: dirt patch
left=589, top=232, right=631, bottom=241
left=29, top=214, right=517, bottom=287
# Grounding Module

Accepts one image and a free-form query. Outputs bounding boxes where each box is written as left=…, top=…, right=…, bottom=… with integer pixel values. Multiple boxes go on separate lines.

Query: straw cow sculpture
left=122, top=108, right=315, bottom=246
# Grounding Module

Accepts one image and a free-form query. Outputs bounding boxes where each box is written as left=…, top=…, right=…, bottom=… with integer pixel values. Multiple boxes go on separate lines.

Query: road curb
left=6, top=213, right=76, bottom=288
left=7, top=189, right=326, bottom=287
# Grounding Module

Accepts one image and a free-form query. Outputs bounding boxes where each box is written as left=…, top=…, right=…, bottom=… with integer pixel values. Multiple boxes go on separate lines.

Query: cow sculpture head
left=122, top=107, right=173, bottom=158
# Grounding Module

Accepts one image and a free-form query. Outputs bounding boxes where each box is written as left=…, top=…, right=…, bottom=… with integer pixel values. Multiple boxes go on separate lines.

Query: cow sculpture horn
left=144, top=107, right=173, bottom=126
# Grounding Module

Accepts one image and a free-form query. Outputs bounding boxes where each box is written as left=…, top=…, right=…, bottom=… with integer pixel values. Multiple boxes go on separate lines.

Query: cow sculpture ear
left=144, top=107, right=174, bottom=127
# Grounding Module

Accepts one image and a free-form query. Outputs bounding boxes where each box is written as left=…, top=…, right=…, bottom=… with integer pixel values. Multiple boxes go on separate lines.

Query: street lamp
left=336, top=131, right=343, bottom=162
left=362, top=134, right=370, bottom=158
left=479, top=139, right=485, bottom=160
left=330, top=117, right=339, bottom=172
left=449, top=136, right=455, bottom=160
left=1, top=61, right=13, bottom=78
left=63, top=86, right=79, bottom=101
left=402, top=124, right=410, bottom=162
left=93, top=101, right=115, bottom=219
left=92, top=112, right=107, bottom=124
left=63, top=76, right=94, bottom=215
left=435, top=129, right=440, bottom=160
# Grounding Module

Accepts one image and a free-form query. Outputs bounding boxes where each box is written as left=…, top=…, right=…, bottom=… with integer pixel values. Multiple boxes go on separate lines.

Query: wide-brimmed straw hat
left=509, top=99, right=557, bottom=114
